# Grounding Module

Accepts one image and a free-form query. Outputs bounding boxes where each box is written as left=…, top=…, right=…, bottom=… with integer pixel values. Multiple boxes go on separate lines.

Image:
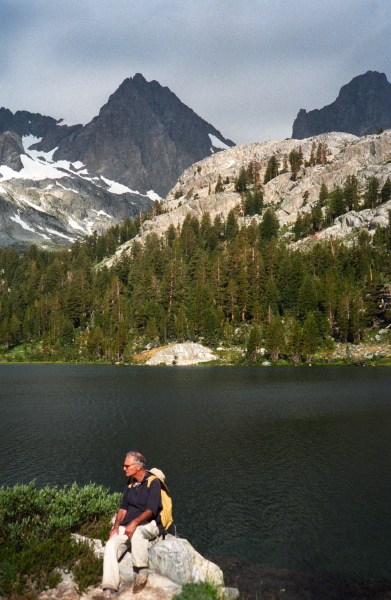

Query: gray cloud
left=0, top=0, right=390, bottom=144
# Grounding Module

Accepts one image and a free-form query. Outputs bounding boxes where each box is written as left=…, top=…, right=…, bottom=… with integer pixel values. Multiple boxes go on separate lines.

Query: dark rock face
left=0, top=132, right=24, bottom=171
left=50, top=73, right=235, bottom=196
left=292, top=71, right=391, bottom=139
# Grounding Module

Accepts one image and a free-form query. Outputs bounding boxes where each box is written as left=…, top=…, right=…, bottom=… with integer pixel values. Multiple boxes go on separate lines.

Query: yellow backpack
left=147, top=474, right=173, bottom=531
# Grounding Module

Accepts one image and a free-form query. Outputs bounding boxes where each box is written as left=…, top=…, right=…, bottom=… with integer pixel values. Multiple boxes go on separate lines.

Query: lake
left=1, top=364, right=391, bottom=582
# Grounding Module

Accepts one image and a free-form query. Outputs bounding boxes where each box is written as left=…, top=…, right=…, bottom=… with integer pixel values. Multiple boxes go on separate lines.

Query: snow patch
left=22, top=135, right=42, bottom=152
left=56, top=181, right=76, bottom=192
left=101, top=176, right=137, bottom=195
left=68, top=218, right=89, bottom=234
left=0, top=185, right=6, bottom=194
left=0, top=155, right=67, bottom=182
left=72, top=161, right=85, bottom=169
left=91, top=209, right=113, bottom=219
left=209, top=134, right=230, bottom=151
left=147, top=190, right=161, bottom=201
left=10, top=211, right=35, bottom=232
left=26, top=145, right=58, bottom=163
left=46, top=228, right=76, bottom=241
left=226, top=160, right=235, bottom=168
left=18, top=196, right=46, bottom=213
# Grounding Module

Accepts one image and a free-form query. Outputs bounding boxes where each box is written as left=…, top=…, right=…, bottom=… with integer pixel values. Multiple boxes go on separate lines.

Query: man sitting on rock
left=102, top=451, right=163, bottom=595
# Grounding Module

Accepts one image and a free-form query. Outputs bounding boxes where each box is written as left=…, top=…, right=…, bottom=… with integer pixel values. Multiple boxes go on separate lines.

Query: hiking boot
left=133, top=571, right=148, bottom=593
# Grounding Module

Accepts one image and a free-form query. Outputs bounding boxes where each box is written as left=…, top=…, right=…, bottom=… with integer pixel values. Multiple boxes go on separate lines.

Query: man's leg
left=102, top=526, right=131, bottom=591
left=131, top=521, right=159, bottom=592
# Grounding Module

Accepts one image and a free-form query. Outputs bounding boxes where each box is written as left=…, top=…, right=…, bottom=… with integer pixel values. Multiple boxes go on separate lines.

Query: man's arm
left=109, top=508, right=127, bottom=538
left=124, top=510, right=153, bottom=539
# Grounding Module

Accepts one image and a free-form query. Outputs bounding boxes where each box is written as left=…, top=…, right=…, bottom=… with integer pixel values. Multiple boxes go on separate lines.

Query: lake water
left=1, top=364, right=391, bottom=582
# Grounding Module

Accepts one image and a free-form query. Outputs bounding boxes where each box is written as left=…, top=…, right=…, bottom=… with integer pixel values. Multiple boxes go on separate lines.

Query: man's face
left=123, top=457, right=140, bottom=477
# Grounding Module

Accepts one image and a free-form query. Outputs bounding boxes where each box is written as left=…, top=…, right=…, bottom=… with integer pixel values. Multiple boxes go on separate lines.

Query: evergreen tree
left=318, top=183, right=329, bottom=206
left=247, top=325, right=261, bottom=363
left=234, top=167, right=248, bottom=193
left=263, top=155, right=280, bottom=184
left=364, top=176, right=380, bottom=209
left=286, top=318, right=302, bottom=363
left=265, top=316, right=285, bottom=362
left=215, top=175, right=225, bottom=193
left=259, top=209, right=279, bottom=241
left=301, top=313, right=319, bottom=361
left=289, top=149, right=303, bottom=181
left=225, top=209, right=239, bottom=240
left=344, top=175, right=360, bottom=211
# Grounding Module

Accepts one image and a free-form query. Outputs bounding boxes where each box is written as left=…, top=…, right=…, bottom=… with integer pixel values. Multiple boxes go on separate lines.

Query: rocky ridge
left=104, top=130, right=391, bottom=266
left=292, top=71, right=391, bottom=139
left=0, top=133, right=152, bottom=249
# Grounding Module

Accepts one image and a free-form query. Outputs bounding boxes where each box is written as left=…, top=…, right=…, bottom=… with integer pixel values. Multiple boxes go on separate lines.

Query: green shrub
left=0, top=482, right=120, bottom=597
left=173, top=581, right=221, bottom=600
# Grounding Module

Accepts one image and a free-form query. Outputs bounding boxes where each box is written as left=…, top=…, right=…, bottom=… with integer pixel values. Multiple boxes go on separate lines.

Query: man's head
left=123, top=451, right=146, bottom=481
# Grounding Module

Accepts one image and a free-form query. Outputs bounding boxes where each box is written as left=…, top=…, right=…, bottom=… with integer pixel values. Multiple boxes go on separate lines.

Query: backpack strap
left=147, top=474, right=170, bottom=494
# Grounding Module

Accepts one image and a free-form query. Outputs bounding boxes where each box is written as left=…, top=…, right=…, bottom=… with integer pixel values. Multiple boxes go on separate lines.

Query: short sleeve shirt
left=120, top=473, right=162, bottom=528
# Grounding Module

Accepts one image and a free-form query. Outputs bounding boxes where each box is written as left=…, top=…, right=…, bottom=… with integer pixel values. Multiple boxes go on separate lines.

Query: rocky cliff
left=104, top=129, right=391, bottom=266
left=292, top=71, right=391, bottom=139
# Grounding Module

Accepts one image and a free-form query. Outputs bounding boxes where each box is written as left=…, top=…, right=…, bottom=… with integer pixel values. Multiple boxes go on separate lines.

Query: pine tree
left=301, top=313, right=319, bottom=361
left=215, top=174, right=224, bottom=193
left=259, top=209, right=279, bottom=241
left=247, top=325, right=261, bottom=363
left=344, top=175, right=360, bottom=211
left=286, top=318, right=302, bottom=363
left=263, top=155, right=280, bottom=184
left=289, top=149, right=303, bottom=181
left=318, top=183, right=329, bottom=206
left=364, top=176, right=380, bottom=209
left=265, top=316, right=285, bottom=362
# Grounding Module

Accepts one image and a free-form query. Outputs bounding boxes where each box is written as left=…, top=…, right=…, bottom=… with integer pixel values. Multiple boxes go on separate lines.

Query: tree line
left=0, top=204, right=390, bottom=363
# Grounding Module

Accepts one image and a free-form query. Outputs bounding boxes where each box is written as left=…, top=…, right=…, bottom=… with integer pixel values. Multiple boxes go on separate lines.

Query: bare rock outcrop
left=145, top=343, right=217, bottom=366
left=104, top=130, right=391, bottom=266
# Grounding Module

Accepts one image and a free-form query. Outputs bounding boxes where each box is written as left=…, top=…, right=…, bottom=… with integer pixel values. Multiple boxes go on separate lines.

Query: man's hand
left=124, top=520, right=138, bottom=539
left=109, top=526, right=119, bottom=538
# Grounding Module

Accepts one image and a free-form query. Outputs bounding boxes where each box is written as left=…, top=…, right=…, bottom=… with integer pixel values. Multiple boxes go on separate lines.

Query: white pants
left=102, top=521, right=160, bottom=591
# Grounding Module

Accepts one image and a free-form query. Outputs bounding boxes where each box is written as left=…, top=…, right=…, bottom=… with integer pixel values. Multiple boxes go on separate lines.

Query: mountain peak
left=292, top=71, right=391, bottom=138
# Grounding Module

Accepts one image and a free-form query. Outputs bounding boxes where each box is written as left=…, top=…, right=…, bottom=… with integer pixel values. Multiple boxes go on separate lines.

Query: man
left=102, top=451, right=162, bottom=594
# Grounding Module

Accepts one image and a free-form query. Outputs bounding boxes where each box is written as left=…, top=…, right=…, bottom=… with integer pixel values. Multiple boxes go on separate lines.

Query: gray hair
left=126, top=451, right=146, bottom=469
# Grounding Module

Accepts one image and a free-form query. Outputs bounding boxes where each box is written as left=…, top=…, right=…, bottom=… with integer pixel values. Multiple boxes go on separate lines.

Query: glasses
left=123, top=463, right=137, bottom=468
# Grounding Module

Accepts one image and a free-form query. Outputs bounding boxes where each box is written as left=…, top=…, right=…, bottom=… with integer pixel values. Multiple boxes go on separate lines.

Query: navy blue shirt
left=120, top=473, right=162, bottom=528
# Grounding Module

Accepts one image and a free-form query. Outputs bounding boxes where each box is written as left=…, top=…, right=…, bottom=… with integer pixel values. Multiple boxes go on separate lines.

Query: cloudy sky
left=1, top=0, right=390, bottom=145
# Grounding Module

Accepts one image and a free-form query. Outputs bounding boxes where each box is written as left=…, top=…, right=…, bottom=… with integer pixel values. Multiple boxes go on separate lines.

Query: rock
left=148, top=536, right=224, bottom=586
left=0, top=131, right=24, bottom=171
left=64, top=533, right=229, bottom=600
left=71, top=533, right=105, bottom=556
left=114, top=573, right=182, bottom=600
left=262, top=361, right=272, bottom=366
left=145, top=342, right=217, bottom=366
left=221, top=587, right=240, bottom=599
